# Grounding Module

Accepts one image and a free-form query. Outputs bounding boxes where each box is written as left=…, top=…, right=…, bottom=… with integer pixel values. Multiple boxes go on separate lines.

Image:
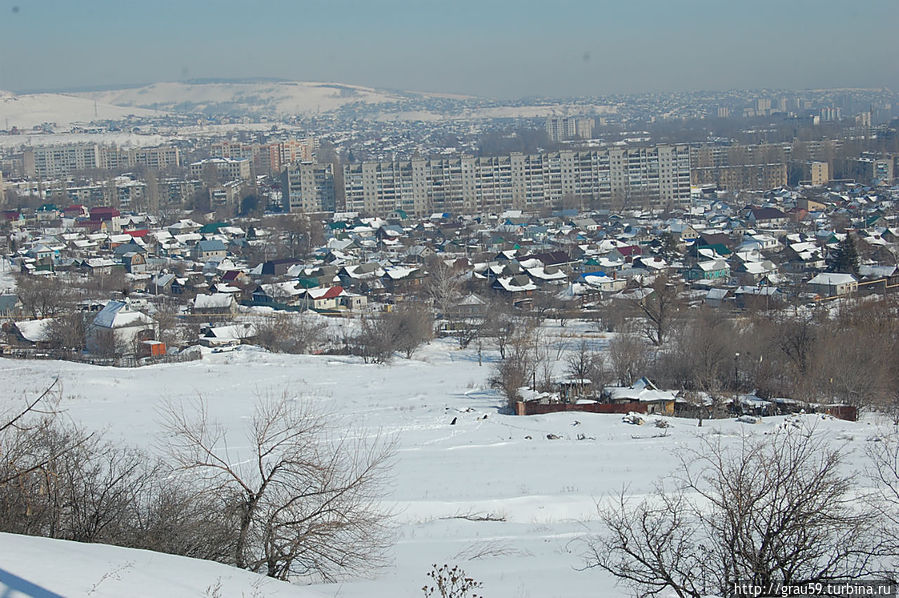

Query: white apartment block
left=342, top=145, right=690, bottom=216
left=281, top=162, right=336, bottom=213
left=189, top=158, right=253, bottom=182
left=26, top=144, right=102, bottom=178
left=25, top=144, right=180, bottom=177
left=545, top=116, right=595, bottom=142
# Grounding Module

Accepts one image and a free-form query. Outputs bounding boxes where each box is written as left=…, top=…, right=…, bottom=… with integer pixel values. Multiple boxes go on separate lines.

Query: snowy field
left=0, top=338, right=883, bottom=597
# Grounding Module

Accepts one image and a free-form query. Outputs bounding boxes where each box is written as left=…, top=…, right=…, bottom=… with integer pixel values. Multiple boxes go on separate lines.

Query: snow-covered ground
left=0, top=532, right=322, bottom=598
left=0, top=339, right=882, bottom=597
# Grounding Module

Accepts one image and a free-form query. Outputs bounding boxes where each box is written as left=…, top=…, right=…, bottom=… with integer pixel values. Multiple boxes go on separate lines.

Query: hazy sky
left=1, top=0, right=897, bottom=98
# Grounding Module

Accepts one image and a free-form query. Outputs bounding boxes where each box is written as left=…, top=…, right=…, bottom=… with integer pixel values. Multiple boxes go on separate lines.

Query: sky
left=1, top=0, right=897, bottom=98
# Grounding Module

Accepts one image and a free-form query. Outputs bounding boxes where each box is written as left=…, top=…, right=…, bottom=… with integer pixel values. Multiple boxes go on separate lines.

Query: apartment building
left=24, top=144, right=180, bottom=177
left=210, top=141, right=256, bottom=161
left=189, top=158, right=253, bottom=182
left=25, top=144, right=102, bottom=177
left=810, top=161, right=830, bottom=186
left=545, top=116, right=595, bottom=142
left=102, top=146, right=181, bottom=170
left=55, top=177, right=147, bottom=210
left=213, top=138, right=316, bottom=175
left=342, top=145, right=690, bottom=216
left=691, top=164, right=787, bottom=190
left=281, top=162, right=336, bottom=213
left=690, top=143, right=791, bottom=169
left=280, top=138, right=315, bottom=164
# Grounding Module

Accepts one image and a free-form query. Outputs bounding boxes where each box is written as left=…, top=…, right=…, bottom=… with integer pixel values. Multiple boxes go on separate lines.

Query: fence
left=0, top=348, right=202, bottom=368
left=516, top=400, right=647, bottom=416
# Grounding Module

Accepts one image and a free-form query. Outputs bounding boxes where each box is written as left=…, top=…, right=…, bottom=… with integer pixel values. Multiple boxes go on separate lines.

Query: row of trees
left=0, top=382, right=393, bottom=582
left=480, top=279, right=898, bottom=414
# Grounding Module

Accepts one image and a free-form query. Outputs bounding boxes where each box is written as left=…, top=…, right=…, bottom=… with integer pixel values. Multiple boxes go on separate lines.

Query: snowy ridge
left=74, top=81, right=411, bottom=117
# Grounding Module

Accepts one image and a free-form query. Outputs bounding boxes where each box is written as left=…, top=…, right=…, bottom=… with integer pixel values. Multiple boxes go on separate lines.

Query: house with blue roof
left=193, top=239, right=227, bottom=261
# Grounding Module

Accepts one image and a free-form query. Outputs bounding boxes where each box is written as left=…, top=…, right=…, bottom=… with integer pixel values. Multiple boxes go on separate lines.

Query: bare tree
left=46, top=310, right=89, bottom=356
left=489, top=320, right=538, bottom=408
left=426, top=257, right=461, bottom=318
left=480, top=296, right=518, bottom=359
left=386, top=303, right=434, bottom=359
left=161, top=394, right=394, bottom=581
left=0, top=380, right=71, bottom=488
left=634, top=276, right=681, bottom=346
left=254, top=313, right=327, bottom=355
left=565, top=340, right=606, bottom=397
left=868, top=430, right=899, bottom=567
left=652, top=309, right=736, bottom=419
left=586, top=430, right=883, bottom=597
left=352, top=304, right=433, bottom=362
left=15, top=274, right=68, bottom=319
left=607, top=334, right=651, bottom=387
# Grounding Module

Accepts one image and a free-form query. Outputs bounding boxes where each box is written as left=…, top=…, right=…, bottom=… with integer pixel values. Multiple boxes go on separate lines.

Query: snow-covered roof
left=606, top=386, right=677, bottom=403
left=92, top=301, right=154, bottom=329
left=494, top=276, right=537, bottom=292
left=15, top=319, right=52, bottom=343
left=808, top=272, right=857, bottom=286
left=193, top=293, right=235, bottom=309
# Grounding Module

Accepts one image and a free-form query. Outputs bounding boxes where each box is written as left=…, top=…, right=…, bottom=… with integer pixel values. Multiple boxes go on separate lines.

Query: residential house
left=300, top=286, right=344, bottom=311
left=807, top=272, right=858, bottom=297
left=684, top=259, right=730, bottom=281
left=194, top=239, right=227, bottom=261
left=86, top=301, right=157, bottom=356
left=604, top=378, right=677, bottom=416
left=192, top=293, right=238, bottom=317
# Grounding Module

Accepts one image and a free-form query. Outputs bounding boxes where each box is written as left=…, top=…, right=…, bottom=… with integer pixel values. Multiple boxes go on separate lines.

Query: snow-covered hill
left=74, top=81, right=414, bottom=117
left=0, top=532, right=321, bottom=598
left=2, top=81, right=616, bottom=123
left=0, top=334, right=880, bottom=597
left=0, top=91, right=163, bottom=130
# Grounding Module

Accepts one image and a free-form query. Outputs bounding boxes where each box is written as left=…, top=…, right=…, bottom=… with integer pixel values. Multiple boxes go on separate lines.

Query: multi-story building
left=545, top=116, right=594, bottom=142
left=280, top=138, right=315, bottom=164
left=163, top=179, right=205, bottom=206
left=255, top=143, right=283, bottom=175
left=56, top=176, right=147, bottom=209
left=690, top=143, right=790, bottom=190
left=810, top=161, right=829, bottom=186
left=691, top=143, right=791, bottom=169
left=102, top=145, right=181, bottom=171
left=691, top=164, right=787, bottom=191
left=23, top=144, right=180, bottom=177
left=25, top=144, right=102, bottom=177
left=189, top=158, right=253, bottom=182
left=281, top=162, right=336, bottom=213
left=342, top=145, right=690, bottom=216
left=210, top=141, right=256, bottom=161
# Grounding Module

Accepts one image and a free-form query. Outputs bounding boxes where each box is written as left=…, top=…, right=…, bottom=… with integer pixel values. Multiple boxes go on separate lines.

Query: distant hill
left=0, top=90, right=164, bottom=129
left=72, top=80, right=429, bottom=117
left=2, top=80, right=614, bottom=126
